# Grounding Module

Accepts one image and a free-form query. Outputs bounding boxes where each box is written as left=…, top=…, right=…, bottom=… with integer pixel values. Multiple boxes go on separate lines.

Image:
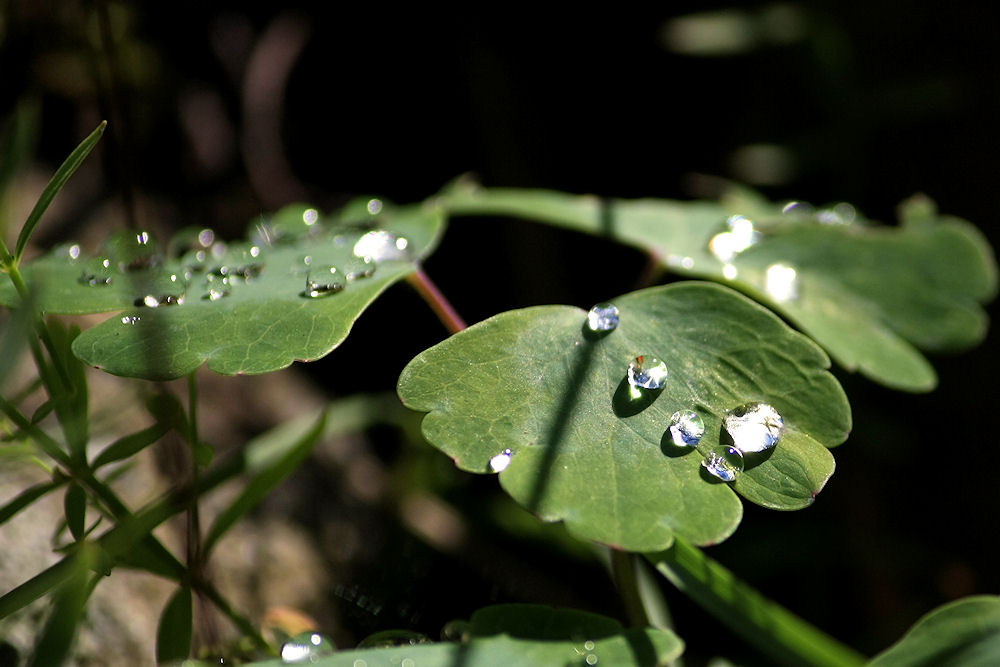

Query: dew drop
left=583, top=640, right=596, bottom=651
left=489, top=449, right=513, bottom=473
left=102, top=229, right=160, bottom=271
left=724, top=402, right=784, bottom=453
left=668, top=410, right=705, bottom=447
left=303, top=208, right=319, bottom=226
left=586, top=302, right=619, bottom=332
left=701, top=445, right=744, bottom=482
left=121, top=315, right=140, bottom=325
left=765, top=263, right=798, bottom=302
left=367, top=198, right=383, bottom=215
left=280, top=632, right=335, bottom=663
left=722, top=263, right=738, bottom=280
left=203, top=285, right=231, bottom=301
left=344, top=254, right=376, bottom=280
left=586, top=654, right=599, bottom=665
left=79, top=258, right=114, bottom=286
left=709, top=214, right=760, bottom=263
left=134, top=294, right=184, bottom=308
left=302, top=265, right=344, bottom=298
left=627, top=356, right=668, bottom=391
left=353, top=230, right=410, bottom=262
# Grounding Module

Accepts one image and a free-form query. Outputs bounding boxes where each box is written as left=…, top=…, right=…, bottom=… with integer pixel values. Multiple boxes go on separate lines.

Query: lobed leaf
left=0, top=200, right=443, bottom=380
left=398, top=282, right=850, bottom=551
left=440, top=184, right=997, bottom=391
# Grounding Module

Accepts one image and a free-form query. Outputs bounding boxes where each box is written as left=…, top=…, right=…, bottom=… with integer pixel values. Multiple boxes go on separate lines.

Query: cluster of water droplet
left=280, top=631, right=335, bottom=663
left=704, top=401, right=785, bottom=481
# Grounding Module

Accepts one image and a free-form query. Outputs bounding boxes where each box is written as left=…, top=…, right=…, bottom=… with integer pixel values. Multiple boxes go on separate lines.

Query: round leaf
left=0, top=201, right=444, bottom=380
left=398, top=282, right=850, bottom=550
left=441, top=184, right=997, bottom=392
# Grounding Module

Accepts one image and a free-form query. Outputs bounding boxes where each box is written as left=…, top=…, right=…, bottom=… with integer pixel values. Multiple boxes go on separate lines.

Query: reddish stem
left=407, top=267, right=467, bottom=334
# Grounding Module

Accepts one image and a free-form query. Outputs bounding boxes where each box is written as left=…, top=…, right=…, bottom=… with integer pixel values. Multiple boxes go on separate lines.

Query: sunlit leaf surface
left=398, top=282, right=850, bottom=550
left=440, top=183, right=997, bottom=391
left=870, top=596, right=1000, bottom=666
left=0, top=200, right=443, bottom=380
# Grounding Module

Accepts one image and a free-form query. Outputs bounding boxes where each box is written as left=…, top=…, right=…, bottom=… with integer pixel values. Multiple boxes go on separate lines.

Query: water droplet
left=79, top=258, right=114, bottom=286
left=52, top=242, right=82, bottom=261
left=344, top=255, right=376, bottom=280
left=367, top=198, right=383, bottom=215
left=701, top=444, right=744, bottom=482
left=134, top=294, right=184, bottom=308
left=586, top=654, right=599, bottom=665
left=583, top=640, right=596, bottom=651
left=489, top=449, right=513, bottom=473
left=817, top=202, right=856, bottom=225
left=781, top=200, right=814, bottom=217
left=724, top=402, right=784, bottom=453
left=627, top=356, right=668, bottom=391
left=586, top=303, right=619, bottom=332
left=353, top=660, right=368, bottom=667
left=401, top=659, right=415, bottom=667
left=668, top=410, right=705, bottom=447
left=709, top=214, right=760, bottom=263
left=765, top=263, right=798, bottom=302
left=280, top=632, right=335, bottom=662
left=102, top=229, right=160, bottom=271
left=121, top=315, right=140, bottom=325
left=203, top=284, right=231, bottom=301
left=353, top=230, right=410, bottom=262
left=722, top=263, right=738, bottom=280
left=667, top=254, right=694, bottom=270
left=303, top=208, right=319, bottom=226
left=356, top=630, right=430, bottom=648
left=302, top=265, right=344, bottom=298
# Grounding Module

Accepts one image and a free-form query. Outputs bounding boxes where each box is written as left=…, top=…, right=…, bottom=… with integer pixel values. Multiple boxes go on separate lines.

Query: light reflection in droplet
left=765, top=263, right=798, bottom=302
left=722, top=263, right=738, bottom=280
left=303, top=208, right=319, bottom=225
left=198, top=228, right=215, bottom=246
left=367, top=198, right=383, bottom=215
left=490, top=449, right=513, bottom=473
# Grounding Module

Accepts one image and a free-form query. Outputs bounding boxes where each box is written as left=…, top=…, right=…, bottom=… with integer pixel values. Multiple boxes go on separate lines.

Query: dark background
left=2, top=1, right=998, bottom=664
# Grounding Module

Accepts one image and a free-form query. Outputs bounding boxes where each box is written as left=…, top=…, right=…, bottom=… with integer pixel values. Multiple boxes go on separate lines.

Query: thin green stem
left=0, top=394, right=69, bottom=466
left=406, top=267, right=467, bottom=334
left=185, top=373, right=203, bottom=574
left=610, top=549, right=650, bottom=628
left=648, top=537, right=866, bottom=667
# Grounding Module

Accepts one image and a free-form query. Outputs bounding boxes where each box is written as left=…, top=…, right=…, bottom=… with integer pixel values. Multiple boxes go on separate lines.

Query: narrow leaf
left=14, top=121, right=106, bottom=263
left=26, top=569, right=94, bottom=667
left=156, top=585, right=193, bottom=664
left=63, top=482, right=86, bottom=542
left=0, top=478, right=63, bottom=525
left=203, top=411, right=326, bottom=555
left=648, top=537, right=865, bottom=667
left=91, top=422, right=170, bottom=469
left=870, top=595, right=1000, bottom=666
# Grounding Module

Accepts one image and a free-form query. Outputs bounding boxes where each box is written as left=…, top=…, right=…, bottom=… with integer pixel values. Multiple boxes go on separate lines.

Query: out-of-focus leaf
left=398, top=282, right=849, bottom=550
left=156, top=585, right=193, bottom=664
left=63, top=482, right=86, bottom=541
left=440, top=183, right=997, bottom=391
left=869, top=595, right=1000, bottom=666
left=91, top=422, right=170, bottom=469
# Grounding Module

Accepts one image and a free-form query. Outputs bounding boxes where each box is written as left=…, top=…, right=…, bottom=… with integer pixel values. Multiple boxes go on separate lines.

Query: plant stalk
left=407, top=266, right=467, bottom=334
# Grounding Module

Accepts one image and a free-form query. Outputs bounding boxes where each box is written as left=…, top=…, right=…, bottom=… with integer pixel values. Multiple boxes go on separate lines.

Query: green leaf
left=0, top=201, right=443, bottom=380
left=63, top=482, right=86, bottom=542
left=0, top=478, right=64, bottom=526
left=440, top=184, right=997, bottom=392
left=648, top=537, right=865, bottom=667
left=13, top=121, right=106, bottom=264
left=869, top=595, right=1000, bottom=666
left=26, top=569, right=93, bottom=667
left=202, top=410, right=326, bottom=556
left=398, top=282, right=849, bottom=550
left=156, top=585, right=193, bottom=664
left=244, top=604, right=683, bottom=667
left=91, top=422, right=170, bottom=469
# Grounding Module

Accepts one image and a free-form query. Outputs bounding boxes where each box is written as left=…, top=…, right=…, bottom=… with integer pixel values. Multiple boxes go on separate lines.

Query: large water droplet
left=102, top=229, right=160, bottom=271
left=724, top=402, right=784, bottom=453
left=353, top=230, right=410, bottom=262
left=709, top=214, right=760, bottom=263
left=302, top=265, right=344, bottom=298
left=280, top=632, right=335, bottom=662
left=489, top=449, right=513, bottom=473
left=134, top=293, right=184, bottom=308
left=344, top=255, right=376, bottom=280
left=586, top=303, right=619, bottom=332
left=764, top=263, right=798, bottom=302
left=627, top=356, right=668, bottom=391
left=668, top=410, right=705, bottom=447
left=701, top=444, right=744, bottom=482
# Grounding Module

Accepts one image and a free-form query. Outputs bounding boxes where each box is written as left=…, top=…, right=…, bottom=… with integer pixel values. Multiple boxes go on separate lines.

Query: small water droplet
left=121, top=315, right=140, bottom=325
left=134, top=294, right=184, bottom=308
left=102, top=229, right=160, bottom=271
left=782, top=200, right=814, bottom=217
left=302, top=265, right=344, bottom=298
left=627, top=356, right=668, bottom=392
left=401, top=659, right=415, bottom=667
left=203, top=284, right=231, bottom=301
left=583, top=640, right=596, bottom=651
left=724, top=402, right=784, bottom=453
left=709, top=214, right=760, bottom=263
left=489, top=449, right=513, bottom=473
left=702, top=445, right=744, bottom=482
left=353, top=660, right=368, bottom=667
left=280, top=632, right=335, bottom=663
left=668, top=410, right=705, bottom=447
left=367, top=198, right=383, bottom=215
left=303, top=208, right=319, bottom=226
left=722, top=263, right=738, bottom=280
left=765, top=263, right=798, bottom=302
left=586, top=654, right=599, bottom=665
left=586, top=303, right=619, bottom=332
left=353, top=230, right=410, bottom=262
left=344, top=255, right=376, bottom=280
left=817, top=202, right=856, bottom=225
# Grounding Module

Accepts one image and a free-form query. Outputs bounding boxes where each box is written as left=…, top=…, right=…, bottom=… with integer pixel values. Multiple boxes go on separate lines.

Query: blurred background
left=1, top=1, right=998, bottom=664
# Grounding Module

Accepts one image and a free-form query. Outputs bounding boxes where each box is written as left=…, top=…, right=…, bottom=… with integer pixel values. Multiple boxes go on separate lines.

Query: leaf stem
left=610, top=549, right=650, bottom=628
left=647, top=537, right=866, bottom=667
left=406, top=267, right=467, bottom=334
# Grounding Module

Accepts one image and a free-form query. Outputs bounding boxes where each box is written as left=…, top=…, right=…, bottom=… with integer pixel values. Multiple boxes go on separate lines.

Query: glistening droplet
left=708, top=214, right=760, bottom=263
left=489, top=449, right=513, bottom=473
left=344, top=255, right=376, bottom=280
left=134, top=294, right=184, bottom=308
left=765, top=263, right=798, bottom=302
left=353, top=230, right=409, bottom=262
left=280, top=632, right=335, bottom=662
left=586, top=303, right=619, bottom=332
left=701, top=445, right=744, bottom=482
left=724, top=402, right=784, bottom=453
left=627, top=356, right=668, bottom=391
left=668, top=410, right=705, bottom=447
left=79, top=258, right=114, bottom=286
left=302, top=265, right=344, bottom=298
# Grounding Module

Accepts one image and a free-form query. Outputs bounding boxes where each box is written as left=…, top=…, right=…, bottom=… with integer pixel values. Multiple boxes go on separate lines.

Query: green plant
left=0, top=123, right=996, bottom=666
